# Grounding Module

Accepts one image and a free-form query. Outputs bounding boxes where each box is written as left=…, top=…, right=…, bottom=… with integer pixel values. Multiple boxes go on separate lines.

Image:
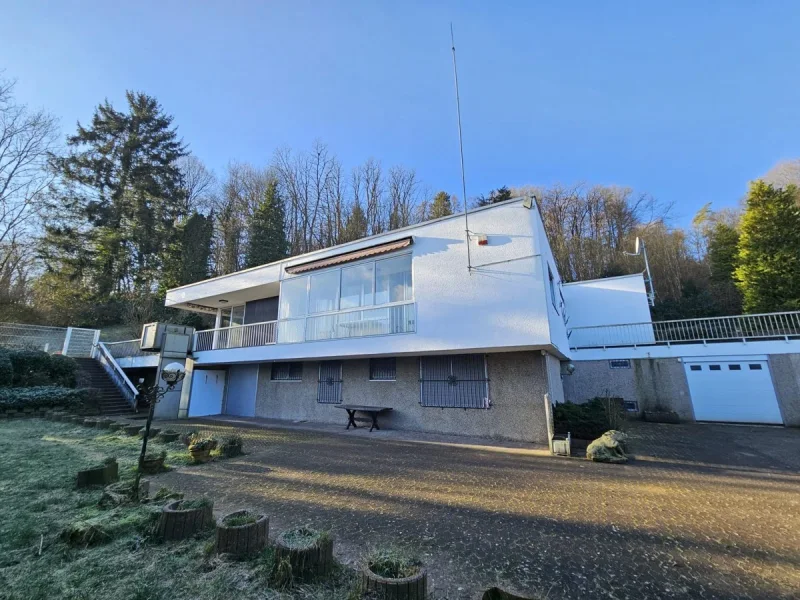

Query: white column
left=62, top=327, right=73, bottom=356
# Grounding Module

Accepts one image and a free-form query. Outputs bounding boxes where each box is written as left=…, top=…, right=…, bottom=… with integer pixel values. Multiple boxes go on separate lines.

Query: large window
left=419, top=355, right=489, bottom=409
left=279, top=253, right=412, bottom=319
left=279, top=277, right=308, bottom=319
left=220, top=305, right=245, bottom=328
left=271, top=362, right=303, bottom=381
left=376, top=255, right=413, bottom=305
left=340, top=263, right=375, bottom=309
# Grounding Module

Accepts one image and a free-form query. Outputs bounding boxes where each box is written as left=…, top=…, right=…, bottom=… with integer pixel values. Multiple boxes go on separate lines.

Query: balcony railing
left=193, top=301, right=416, bottom=352
left=568, top=311, right=800, bottom=349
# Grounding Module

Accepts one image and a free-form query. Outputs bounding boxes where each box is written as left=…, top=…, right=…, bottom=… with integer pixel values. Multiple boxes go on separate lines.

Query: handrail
left=568, top=310, right=800, bottom=349
left=104, top=338, right=147, bottom=358
left=95, top=341, right=140, bottom=409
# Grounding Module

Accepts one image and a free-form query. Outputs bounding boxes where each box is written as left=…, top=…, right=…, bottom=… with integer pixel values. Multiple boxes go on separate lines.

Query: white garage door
left=188, top=369, right=226, bottom=417
left=684, top=357, right=783, bottom=424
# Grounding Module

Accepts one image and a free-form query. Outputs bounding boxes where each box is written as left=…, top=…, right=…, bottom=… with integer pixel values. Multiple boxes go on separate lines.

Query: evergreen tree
left=708, top=222, right=740, bottom=283
left=476, top=186, right=513, bottom=207
left=245, top=179, right=288, bottom=268
left=340, top=200, right=368, bottom=243
left=179, top=212, right=214, bottom=284
left=44, top=92, right=187, bottom=297
left=735, top=181, right=800, bottom=312
left=429, top=191, right=454, bottom=219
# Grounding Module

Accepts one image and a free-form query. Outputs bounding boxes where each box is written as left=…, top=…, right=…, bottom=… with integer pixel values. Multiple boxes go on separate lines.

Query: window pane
left=309, top=270, right=340, bottom=314
left=375, top=255, right=412, bottom=305
left=340, top=263, right=374, bottom=309
left=279, top=277, right=308, bottom=319
left=219, top=307, right=232, bottom=328
left=231, top=305, right=245, bottom=326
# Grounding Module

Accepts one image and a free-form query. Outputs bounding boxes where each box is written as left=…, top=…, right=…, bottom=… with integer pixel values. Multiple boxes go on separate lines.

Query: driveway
left=155, top=419, right=800, bottom=599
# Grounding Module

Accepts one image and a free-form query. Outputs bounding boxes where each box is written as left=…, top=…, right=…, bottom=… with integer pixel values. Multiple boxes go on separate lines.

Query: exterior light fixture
left=218, top=299, right=229, bottom=304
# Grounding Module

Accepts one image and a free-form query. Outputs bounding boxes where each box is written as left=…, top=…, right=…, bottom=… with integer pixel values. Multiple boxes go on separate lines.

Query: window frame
left=270, top=362, right=303, bottom=382
left=369, top=357, right=397, bottom=381
left=548, top=265, right=558, bottom=314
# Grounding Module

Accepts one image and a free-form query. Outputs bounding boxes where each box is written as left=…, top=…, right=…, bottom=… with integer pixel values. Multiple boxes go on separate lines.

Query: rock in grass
left=586, top=430, right=629, bottom=464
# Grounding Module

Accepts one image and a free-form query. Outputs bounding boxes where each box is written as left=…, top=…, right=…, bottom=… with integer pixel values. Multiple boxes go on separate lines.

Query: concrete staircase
left=74, top=358, right=137, bottom=416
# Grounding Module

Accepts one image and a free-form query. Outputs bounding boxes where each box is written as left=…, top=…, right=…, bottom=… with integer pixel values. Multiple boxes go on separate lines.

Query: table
left=335, top=404, right=393, bottom=432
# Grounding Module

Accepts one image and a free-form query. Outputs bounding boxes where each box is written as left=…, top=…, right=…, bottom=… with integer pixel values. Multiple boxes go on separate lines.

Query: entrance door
left=317, top=361, right=342, bottom=404
left=189, top=369, right=226, bottom=417
left=684, top=357, right=783, bottom=424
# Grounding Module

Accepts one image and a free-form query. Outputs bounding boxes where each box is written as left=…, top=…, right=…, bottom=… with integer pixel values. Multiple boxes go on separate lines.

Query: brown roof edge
left=285, top=236, right=413, bottom=275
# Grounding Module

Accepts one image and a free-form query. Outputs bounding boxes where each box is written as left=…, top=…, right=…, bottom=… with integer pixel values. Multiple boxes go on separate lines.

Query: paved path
left=155, top=419, right=800, bottom=599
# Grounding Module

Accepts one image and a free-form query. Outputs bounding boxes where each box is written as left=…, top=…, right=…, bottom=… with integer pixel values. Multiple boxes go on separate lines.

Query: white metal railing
left=194, top=320, right=277, bottom=352
left=104, top=338, right=147, bottom=359
left=95, top=342, right=139, bottom=409
left=569, top=311, right=800, bottom=349
left=0, top=322, right=100, bottom=357
left=192, top=301, right=417, bottom=351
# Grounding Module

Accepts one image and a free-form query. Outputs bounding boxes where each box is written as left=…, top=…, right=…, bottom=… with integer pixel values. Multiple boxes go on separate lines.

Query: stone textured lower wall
left=563, top=358, right=694, bottom=420
left=254, top=352, right=550, bottom=443
left=769, top=353, right=800, bottom=427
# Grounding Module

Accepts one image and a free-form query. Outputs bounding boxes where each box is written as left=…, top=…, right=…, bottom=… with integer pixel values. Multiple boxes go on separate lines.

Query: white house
left=162, top=197, right=570, bottom=442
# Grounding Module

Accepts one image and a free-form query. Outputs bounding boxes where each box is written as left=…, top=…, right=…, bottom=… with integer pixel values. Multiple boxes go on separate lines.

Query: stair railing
left=94, top=341, right=140, bottom=411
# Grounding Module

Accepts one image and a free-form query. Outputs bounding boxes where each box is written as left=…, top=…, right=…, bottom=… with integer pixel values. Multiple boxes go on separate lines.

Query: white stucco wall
left=562, top=274, right=652, bottom=329
left=168, top=199, right=570, bottom=366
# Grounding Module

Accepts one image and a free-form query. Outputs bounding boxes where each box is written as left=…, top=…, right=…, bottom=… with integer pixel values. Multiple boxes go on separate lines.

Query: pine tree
left=734, top=181, right=800, bottom=312
left=179, top=212, right=214, bottom=284
left=245, top=179, right=288, bottom=268
left=340, top=200, right=368, bottom=243
left=429, top=191, right=454, bottom=219
left=45, top=92, right=187, bottom=296
left=708, top=222, right=740, bottom=283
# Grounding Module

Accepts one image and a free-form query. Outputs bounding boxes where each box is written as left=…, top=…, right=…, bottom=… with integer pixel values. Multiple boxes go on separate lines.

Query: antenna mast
left=450, top=24, right=472, bottom=273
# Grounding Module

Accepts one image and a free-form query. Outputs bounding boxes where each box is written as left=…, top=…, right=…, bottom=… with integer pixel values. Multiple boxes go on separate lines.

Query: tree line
left=1, top=80, right=798, bottom=334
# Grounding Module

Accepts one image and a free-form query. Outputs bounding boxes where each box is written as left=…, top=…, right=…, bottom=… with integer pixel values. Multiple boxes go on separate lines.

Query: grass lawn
left=0, top=419, right=358, bottom=600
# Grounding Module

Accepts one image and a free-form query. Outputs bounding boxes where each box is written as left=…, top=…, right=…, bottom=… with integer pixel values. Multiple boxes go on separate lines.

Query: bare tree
left=387, top=166, right=420, bottom=230
left=0, top=78, right=59, bottom=278
left=178, top=155, right=216, bottom=214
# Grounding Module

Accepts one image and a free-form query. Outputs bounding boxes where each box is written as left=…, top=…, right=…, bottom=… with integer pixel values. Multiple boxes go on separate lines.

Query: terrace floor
left=154, top=417, right=800, bottom=599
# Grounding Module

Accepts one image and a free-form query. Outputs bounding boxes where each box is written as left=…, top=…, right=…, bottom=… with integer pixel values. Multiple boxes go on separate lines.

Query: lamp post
left=133, top=362, right=186, bottom=500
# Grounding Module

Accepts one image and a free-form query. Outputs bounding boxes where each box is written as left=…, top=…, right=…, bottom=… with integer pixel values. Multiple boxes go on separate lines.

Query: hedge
left=4, top=350, right=78, bottom=388
left=553, top=398, right=623, bottom=440
left=0, top=387, right=94, bottom=411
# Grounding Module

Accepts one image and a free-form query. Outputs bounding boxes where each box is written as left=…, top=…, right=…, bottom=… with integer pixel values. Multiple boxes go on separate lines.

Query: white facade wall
left=569, top=338, right=800, bottom=362
left=167, top=199, right=569, bottom=365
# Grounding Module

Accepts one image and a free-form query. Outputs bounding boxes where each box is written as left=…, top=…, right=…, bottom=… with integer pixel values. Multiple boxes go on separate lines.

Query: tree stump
left=159, top=431, right=180, bottom=443
left=139, top=427, right=161, bottom=439
left=123, top=424, right=141, bottom=436
left=273, top=528, right=334, bottom=583
left=362, top=567, right=428, bottom=600
left=140, top=453, right=166, bottom=474
left=215, top=511, right=269, bottom=558
left=157, top=500, right=214, bottom=541
left=481, top=588, right=535, bottom=600
left=107, top=421, right=123, bottom=431
left=76, top=459, right=119, bottom=488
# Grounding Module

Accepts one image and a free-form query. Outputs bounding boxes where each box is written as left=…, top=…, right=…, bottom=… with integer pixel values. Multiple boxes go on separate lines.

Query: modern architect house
left=162, top=197, right=569, bottom=442
left=87, top=196, right=800, bottom=441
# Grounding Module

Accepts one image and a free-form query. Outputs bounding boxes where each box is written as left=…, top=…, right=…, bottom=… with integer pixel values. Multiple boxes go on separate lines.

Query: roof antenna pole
left=451, top=23, right=472, bottom=273
left=624, top=236, right=655, bottom=306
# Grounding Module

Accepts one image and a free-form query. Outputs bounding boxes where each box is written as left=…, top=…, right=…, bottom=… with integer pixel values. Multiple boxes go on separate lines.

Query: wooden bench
left=335, top=404, right=393, bottom=432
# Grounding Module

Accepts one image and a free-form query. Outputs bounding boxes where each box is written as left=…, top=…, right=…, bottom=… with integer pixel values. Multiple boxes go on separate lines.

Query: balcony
left=568, top=311, right=800, bottom=350
left=193, top=301, right=416, bottom=352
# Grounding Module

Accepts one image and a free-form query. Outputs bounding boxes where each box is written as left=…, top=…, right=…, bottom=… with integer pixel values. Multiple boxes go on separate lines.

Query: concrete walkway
left=154, top=417, right=800, bottom=599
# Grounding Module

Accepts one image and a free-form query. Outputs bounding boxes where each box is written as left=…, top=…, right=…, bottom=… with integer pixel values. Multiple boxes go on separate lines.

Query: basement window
left=749, top=364, right=763, bottom=370
left=622, top=400, right=639, bottom=412
left=419, top=355, right=489, bottom=409
left=271, top=362, right=303, bottom=381
left=609, top=359, right=631, bottom=369
left=369, top=358, right=396, bottom=381
left=728, top=364, right=742, bottom=371
left=709, top=365, right=721, bottom=371
left=690, top=365, right=702, bottom=371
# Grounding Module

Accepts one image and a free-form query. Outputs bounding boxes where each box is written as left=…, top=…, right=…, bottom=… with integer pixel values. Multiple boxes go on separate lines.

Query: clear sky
left=3, top=0, right=799, bottom=224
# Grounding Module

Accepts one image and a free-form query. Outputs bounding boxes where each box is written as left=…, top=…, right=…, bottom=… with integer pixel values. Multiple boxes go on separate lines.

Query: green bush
left=553, top=398, right=623, bottom=440
left=5, top=350, right=78, bottom=388
left=0, top=387, right=93, bottom=411
left=0, top=349, right=12, bottom=387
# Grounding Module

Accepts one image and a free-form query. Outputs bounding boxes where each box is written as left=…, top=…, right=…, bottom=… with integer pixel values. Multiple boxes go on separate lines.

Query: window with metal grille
left=609, top=359, right=631, bottom=369
left=419, top=355, right=489, bottom=409
left=369, top=358, right=396, bottom=381
left=271, top=362, right=303, bottom=381
left=318, top=361, right=342, bottom=403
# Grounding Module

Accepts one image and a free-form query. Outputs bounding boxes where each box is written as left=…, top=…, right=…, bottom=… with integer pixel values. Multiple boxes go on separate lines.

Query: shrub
left=0, top=349, right=12, bottom=387
left=553, top=398, right=623, bottom=440
left=219, top=434, right=243, bottom=458
left=6, top=350, right=78, bottom=388
left=188, top=437, right=217, bottom=452
left=0, top=387, right=93, bottom=411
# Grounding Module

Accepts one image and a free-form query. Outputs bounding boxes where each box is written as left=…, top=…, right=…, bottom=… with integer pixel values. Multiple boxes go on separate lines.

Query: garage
left=684, top=356, right=783, bottom=424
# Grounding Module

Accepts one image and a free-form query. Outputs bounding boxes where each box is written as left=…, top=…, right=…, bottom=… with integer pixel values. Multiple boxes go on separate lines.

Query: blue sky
left=4, top=0, right=799, bottom=225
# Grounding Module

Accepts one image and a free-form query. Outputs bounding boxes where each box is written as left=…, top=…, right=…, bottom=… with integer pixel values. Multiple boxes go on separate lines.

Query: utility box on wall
left=140, top=323, right=195, bottom=352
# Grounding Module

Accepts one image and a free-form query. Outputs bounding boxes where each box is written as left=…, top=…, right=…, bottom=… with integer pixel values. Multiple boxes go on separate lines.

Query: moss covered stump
left=273, top=527, right=334, bottom=583
left=215, top=511, right=269, bottom=558
left=157, top=499, right=214, bottom=541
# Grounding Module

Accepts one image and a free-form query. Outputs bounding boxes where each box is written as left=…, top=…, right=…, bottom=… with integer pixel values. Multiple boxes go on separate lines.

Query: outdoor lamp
left=160, top=362, right=186, bottom=385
